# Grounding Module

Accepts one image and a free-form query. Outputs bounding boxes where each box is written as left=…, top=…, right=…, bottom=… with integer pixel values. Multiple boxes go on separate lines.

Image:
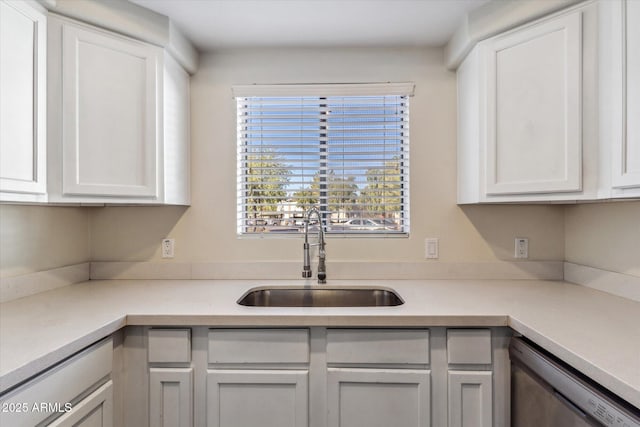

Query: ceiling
left=129, top=0, right=489, bottom=52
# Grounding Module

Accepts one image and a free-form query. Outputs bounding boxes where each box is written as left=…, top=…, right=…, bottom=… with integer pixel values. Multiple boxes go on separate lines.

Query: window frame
left=234, top=83, right=414, bottom=238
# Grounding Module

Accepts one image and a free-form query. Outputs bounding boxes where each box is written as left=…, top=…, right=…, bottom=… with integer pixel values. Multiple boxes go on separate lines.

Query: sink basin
left=237, top=286, right=404, bottom=307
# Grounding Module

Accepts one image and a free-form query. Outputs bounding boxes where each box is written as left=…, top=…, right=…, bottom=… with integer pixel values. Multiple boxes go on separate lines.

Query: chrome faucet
left=302, top=207, right=327, bottom=283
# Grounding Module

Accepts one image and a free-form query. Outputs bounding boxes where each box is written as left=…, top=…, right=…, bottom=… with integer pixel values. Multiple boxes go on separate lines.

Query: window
left=234, top=83, right=413, bottom=236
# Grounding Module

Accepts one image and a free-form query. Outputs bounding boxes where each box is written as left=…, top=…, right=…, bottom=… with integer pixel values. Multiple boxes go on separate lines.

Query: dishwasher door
left=510, top=337, right=640, bottom=427
left=512, top=363, right=596, bottom=426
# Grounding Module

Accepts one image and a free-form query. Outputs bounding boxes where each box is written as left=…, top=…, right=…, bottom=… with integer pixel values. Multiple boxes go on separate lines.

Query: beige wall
left=6, top=49, right=638, bottom=281
left=0, top=205, right=90, bottom=278
left=565, top=201, right=640, bottom=277
left=89, top=47, right=565, bottom=264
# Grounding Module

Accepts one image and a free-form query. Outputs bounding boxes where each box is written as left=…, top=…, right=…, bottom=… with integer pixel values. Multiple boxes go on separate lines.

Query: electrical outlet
left=162, top=238, right=175, bottom=258
left=514, top=238, right=528, bottom=259
left=425, top=238, right=439, bottom=259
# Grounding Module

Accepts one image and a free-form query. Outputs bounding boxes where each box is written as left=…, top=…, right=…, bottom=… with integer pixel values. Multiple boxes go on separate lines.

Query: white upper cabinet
left=458, top=4, right=595, bottom=203
left=47, top=15, right=190, bottom=205
left=601, top=0, right=640, bottom=198
left=483, top=12, right=582, bottom=196
left=0, top=0, right=47, bottom=202
left=458, top=0, right=639, bottom=203
left=61, top=23, right=159, bottom=199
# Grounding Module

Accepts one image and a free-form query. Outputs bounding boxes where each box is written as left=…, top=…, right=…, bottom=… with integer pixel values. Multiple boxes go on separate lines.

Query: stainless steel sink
left=237, top=286, right=404, bottom=307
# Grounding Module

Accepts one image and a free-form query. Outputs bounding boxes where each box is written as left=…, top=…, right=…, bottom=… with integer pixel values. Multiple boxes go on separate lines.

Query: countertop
left=0, top=279, right=639, bottom=407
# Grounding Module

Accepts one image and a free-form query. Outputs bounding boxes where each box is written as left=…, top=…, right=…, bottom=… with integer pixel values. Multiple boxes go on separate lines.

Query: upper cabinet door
left=0, top=0, right=47, bottom=201
left=61, top=23, right=160, bottom=198
left=612, top=0, right=640, bottom=189
left=482, top=11, right=583, bottom=195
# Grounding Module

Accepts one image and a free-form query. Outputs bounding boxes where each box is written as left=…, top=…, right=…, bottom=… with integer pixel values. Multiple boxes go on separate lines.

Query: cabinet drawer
left=148, top=328, right=191, bottom=363
left=326, top=329, right=430, bottom=365
left=47, top=380, right=113, bottom=427
left=208, top=329, right=309, bottom=364
left=447, top=329, right=492, bottom=364
left=0, top=338, right=112, bottom=426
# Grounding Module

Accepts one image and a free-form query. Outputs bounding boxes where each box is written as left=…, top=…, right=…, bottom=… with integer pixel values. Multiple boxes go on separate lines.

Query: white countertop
left=1, top=279, right=639, bottom=407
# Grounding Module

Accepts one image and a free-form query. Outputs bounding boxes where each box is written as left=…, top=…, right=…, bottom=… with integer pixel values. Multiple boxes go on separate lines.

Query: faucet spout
left=302, top=207, right=327, bottom=284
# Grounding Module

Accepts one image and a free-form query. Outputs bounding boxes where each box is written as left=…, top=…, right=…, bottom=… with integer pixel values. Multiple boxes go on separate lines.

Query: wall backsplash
left=565, top=201, right=640, bottom=277
left=0, top=205, right=89, bottom=278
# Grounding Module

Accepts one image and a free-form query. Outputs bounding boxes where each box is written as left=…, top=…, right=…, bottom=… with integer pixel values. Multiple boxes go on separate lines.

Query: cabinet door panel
left=149, top=368, right=193, bottom=427
left=448, top=371, right=492, bottom=427
left=613, top=0, right=640, bottom=188
left=61, top=24, right=159, bottom=197
left=206, top=369, right=308, bottom=427
left=327, top=368, right=430, bottom=427
left=0, top=0, right=46, bottom=199
left=484, top=11, right=582, bottom=195
left=47, top=381, right=113, bottom=427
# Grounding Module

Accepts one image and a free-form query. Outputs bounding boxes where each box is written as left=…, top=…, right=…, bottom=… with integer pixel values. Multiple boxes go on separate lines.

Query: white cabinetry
left=448, top=371, right=493, bottom=427
left=126, top=326, right=509, bottom=427
left=325, top=329, right=431, bottom=427
left=47, top=15, right=190, bottom=205
left=0, top=338, right=113, bottom=426
left=447, top=329, right=509, bottom=427
left=60, top=22, right=159, bottom=199
left=147, top=328, right=193, bottom=427
left=482, top=12, right=582, bottom=196
left=48, top=381, right=113, bottom=427
left=458, top=2, right=604, bottom=203
left=458, top=0, right=640, bottom=203
left=149, top=368, right=193, bottom=427
left=327, top=368, right=430, bottom=427
left=446, top=329, right=497, bottom=427
left=601, top=0, right=640, bottom=198
left=207, top=369, right=308, bottom=427
left=0, top=0, right=47, bottom=202
left=206, top=329, right=309, bottom=427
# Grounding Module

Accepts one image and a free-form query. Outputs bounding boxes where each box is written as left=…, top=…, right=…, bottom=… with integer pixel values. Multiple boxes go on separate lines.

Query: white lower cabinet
left=206, top=329, right=310, bottom=427
left=446, top=329, right=505, bottom=427
left=327, top=368, right=430, bottom=427
left=325, top=328, right=432, bottom=427
left=47, top=381, right=114, bottom=427
left=120, top=327, right=509, bottom=427
left=0, top=338, right=113, bottom=427
left=149, top=368, right=193, bottom=427
left=147, top=329, right=193, bottom=427
left=206, top=369, right=308, bottom=427
left=448, top=371, right=493, bottom=427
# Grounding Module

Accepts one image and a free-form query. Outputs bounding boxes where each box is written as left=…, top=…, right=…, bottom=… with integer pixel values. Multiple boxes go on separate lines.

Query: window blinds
left=235, top=84, right=411, bottom=236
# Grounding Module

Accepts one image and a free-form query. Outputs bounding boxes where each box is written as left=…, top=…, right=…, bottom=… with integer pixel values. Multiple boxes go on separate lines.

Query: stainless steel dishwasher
left=510, top=337, right=640, bottom=427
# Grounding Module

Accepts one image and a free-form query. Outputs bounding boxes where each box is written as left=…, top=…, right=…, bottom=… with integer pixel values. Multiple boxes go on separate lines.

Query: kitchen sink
left=237, top=286, right=404, bottom=307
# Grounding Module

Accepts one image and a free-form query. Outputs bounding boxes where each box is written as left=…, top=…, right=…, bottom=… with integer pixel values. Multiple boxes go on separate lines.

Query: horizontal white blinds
left=236, top=91, right=410, bottom=235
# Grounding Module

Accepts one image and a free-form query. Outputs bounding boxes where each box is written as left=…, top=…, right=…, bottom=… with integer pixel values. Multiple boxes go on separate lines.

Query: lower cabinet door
left=149, top=368, right=193, bottom=427
left=47, top=381, right=113, bottom=427
left=448, top=371, right=493, bottom=427
left=206, top=369, right=308, bottom=427
left=327, top=368, right=431, bottom=427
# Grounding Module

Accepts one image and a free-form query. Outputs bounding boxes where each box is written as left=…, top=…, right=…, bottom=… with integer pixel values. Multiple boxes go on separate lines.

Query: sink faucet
left=302, top=207, right=327, bottom=283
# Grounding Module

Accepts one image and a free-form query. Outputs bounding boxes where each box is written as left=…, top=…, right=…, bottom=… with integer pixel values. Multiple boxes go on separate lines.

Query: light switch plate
left=425, top=238, right=439, bottom=259
left=162, top=238, right=175, bottom=258
left=515, top=238, right=528, bottom=258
